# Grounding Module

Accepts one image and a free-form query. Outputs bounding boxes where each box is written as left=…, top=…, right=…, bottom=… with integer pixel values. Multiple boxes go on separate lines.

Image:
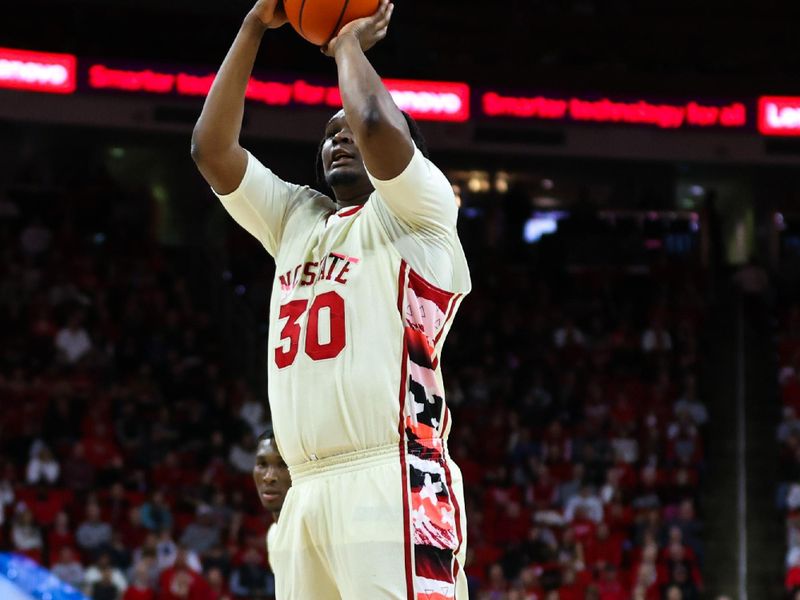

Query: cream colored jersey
left=217, top=146, right=471, bottom=600
left=215, top=146, right=470, bottom=466
left=266, top=521, right=277, bottom=568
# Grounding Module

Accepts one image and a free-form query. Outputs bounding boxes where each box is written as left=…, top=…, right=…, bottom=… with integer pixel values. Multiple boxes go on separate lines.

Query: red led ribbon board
left=481, top=91, right=748, bottom=130
left=0, top=47, right=77, bottom=94
left=86, top=63, right=470, bottom=123
left=758, top=97, right=800, bottom=136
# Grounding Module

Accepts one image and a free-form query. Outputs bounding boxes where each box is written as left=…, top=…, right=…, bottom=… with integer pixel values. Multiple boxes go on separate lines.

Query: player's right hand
left=249, top=0, right=288, bottom=29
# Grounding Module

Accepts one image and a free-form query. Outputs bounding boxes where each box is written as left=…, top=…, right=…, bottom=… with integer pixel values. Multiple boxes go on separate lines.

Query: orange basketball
left=283, top=0, right=380, bottom=46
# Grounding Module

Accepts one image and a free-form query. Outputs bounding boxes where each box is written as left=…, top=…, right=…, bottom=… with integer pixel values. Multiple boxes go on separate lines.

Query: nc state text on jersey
left=279, top=253, right=358, bottom=292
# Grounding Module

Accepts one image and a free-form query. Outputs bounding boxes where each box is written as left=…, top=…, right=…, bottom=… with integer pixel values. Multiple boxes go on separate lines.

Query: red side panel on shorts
left=397, top=261, right=463, bottom=600
left=396, top=261, right=415, bottom=600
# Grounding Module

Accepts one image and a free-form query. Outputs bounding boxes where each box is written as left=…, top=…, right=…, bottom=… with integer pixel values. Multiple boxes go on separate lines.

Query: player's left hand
left=321, top=0, right=393, bottom=57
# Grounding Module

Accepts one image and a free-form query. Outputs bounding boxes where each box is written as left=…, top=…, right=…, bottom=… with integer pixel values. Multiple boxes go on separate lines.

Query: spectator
left=128, top=546, right=159, bottom=591
left=158, top=547, right=210, bottom=600
left=207, top=566, right=232, bottom=600
left=155, top=529, right=181, bottom=572
left=641, top=316, right=672, bottom=353
left=104, top=483, right=133, bottom=528
left=180, top=504, right=222, bottom=556
left=229, top=546, right=273, bottom=599
left=673, top=374, right=708, bottom=428
left=664, top=585, right=684, bottom=600
left=26, top=442, right=60, bottom=485
left=0, top=464, right=15, bottom=529
left=667, top=499, right=703, bottom=562
left=563, top=484, right=604, bottom=523
left=49, top=511, right=77, bottom=562
left=239, top=388, right=268, bottom=437
left=90, top=567, right=122, bottom=600
left=596, top=564, right=626, bottom=600
left=61, top=442, right=96, bottom=492
left=84, top=552, right=128, bottom=598
left=51, top=546, right=86, bottom=591
left=54, top=311, right=93, bottom=364
left=20, top=217, right=52, bottom=257
left=553, top=317, right=586, bottom=349
left=122, top=561, right=156, bottom=600
left=139, top=491, right=173, bottom=532
left=107, top=531, right=133, bottom=571
left=11, top=503, right=43, bottom=561
left=779, top=407, right=800, bottom=444
left=228, top=431, right=257, bottom=474
left=557, top=464, right=585, bottom=507
left=76, top=501, right=113, bottom=558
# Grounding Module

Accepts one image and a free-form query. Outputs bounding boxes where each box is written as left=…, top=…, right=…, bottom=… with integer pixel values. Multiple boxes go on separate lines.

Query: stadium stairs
left=742, top=288, right=783, bottom=598
left=703, top=273, right=783, bottom=598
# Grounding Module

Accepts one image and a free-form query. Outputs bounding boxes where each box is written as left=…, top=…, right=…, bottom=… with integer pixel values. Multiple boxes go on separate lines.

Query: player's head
left=315, top=109, right=429, bottom=193
left=252, top=427, right=290, bottom=514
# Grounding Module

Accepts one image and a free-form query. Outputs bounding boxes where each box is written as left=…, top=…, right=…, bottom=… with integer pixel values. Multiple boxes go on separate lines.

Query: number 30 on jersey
left=275, top=291, right=346, bottom=368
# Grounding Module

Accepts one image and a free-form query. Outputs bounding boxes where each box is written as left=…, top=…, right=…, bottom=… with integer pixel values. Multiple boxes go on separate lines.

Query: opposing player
left=191, top=0, right=471, bottom=597
left=252, top=428, right=290, bottom=559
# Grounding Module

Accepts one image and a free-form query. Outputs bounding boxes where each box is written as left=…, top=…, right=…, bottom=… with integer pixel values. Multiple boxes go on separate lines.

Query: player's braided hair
left=314, top=110, right=429, bottom=191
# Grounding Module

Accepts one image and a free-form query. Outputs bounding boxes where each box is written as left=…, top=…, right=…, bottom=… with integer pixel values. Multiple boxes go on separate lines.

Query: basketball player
left=252, top=428, right=290, bottom=566
left=191, top=0, right=471, bottom=597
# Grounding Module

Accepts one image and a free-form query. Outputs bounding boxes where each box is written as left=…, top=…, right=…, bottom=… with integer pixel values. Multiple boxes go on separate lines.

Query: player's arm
left=190, top=0, right=287, bottom=194
left=323, top=0, right=414, bottom=182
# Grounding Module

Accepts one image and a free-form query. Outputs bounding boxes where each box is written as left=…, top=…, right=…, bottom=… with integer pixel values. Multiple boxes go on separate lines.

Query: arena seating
left=0, top=168, right=709, bottom=599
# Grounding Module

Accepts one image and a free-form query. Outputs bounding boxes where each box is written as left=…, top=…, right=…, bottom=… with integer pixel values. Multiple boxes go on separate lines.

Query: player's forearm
left=334, top=35, right=405, bottom=139
left=191, top=14, right=266, bottom=159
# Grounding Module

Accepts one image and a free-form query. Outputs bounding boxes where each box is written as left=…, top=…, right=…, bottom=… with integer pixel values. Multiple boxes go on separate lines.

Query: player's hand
left=249, top=0, right=288, bottom=29
left=321, top=0, right=393, bottom=57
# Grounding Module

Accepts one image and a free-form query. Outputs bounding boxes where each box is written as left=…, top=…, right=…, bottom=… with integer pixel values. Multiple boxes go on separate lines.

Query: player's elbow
left=190, top=125, right=212, bottom=166
left=352, top=95, right=393, bottom=138
left=190, top=140, right=203, bottom=167
left=190, top=128, right=205, bottom=166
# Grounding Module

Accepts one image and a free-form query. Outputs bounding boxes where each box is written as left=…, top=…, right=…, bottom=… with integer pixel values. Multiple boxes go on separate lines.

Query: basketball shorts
left=269, top=442, right=468, bottom=599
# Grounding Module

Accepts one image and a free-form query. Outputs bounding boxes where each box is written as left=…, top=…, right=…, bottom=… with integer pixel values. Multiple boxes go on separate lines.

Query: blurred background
left=3, top=1, right=800, bottom=599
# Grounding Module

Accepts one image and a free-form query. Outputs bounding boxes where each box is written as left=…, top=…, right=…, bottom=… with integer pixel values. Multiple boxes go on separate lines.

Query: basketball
left=284, top=0, right=380, bottom=46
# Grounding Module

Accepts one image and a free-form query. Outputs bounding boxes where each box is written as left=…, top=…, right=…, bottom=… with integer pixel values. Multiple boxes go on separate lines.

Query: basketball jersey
left=215, top=147, right=471, bottom=467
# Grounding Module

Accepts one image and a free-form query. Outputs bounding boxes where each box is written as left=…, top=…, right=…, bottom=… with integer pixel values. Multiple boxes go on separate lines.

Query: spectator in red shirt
left=484, top=563, right=509, bottom=598
left=596, top=564, right=627, bottom=600
left=584, top=522, right=623, bottom=569
left=787, top=563, right=800, bottom=594
left=78, top=423, right=123, bottom=483
left=158, top=547, right=211, bottom=600
left=206, top=567, right=232, bottom=600
left=630, top=560, right=660, bottom=600
left=49, top=511, right=76, bottom=561
left=558, top=566, right=586, bottom=600
left=122, top=562, right=155, bottom=600
left=526, top=463, right=558, bottom=510
left=61, top=443, right=96, bottom=493
left=495, top=501, right=531, bottom=545
left=661, top=542, right=703, bottom=594
left=27, top=484, right=66, bottom=528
